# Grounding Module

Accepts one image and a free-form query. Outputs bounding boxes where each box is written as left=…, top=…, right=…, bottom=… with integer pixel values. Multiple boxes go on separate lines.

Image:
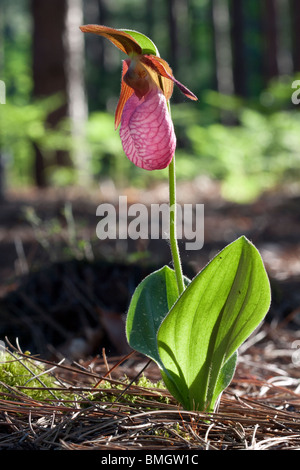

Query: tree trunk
left=167, top=0, right=183, bottom=103
left=65, top=0, right=91, bottom=186
left=211, top=0, right=234, bottom=96
left=262, top=0, right=279, bottom=83
left=290, top=0, right=300, bottom=72
left=97, top=0, right=109, bottom=71
left=31, top=0, right=70, bottom=187
left=211, top=0, right=235, bottom=124
left=230, top=0, right=247, bottom=97
left=167, top=0, right=179, bottom=75
left=145, top=0, right=155, bottom=40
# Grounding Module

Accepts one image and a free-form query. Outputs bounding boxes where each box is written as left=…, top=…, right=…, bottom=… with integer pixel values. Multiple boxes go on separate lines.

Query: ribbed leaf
left=157, top=236, right=271, bottom=411
left=126, top=266, right=189, bottom=368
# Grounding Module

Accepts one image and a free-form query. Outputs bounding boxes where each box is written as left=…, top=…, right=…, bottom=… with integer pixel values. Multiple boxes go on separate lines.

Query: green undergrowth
left=87, top=375, right=169, bottom=407
left=0, top=349, right=168, bottom=408
left=0, top=350, right=72, bottom=402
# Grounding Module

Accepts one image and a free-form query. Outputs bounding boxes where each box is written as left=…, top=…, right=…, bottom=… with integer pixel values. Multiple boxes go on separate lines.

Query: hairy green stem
left=168, top=153, right=185, bottom=295
left=166, top=100, right=184, bottom=295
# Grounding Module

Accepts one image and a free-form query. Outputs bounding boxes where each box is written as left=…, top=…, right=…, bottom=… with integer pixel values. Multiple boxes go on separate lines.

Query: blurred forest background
left=1, top=0, right=300, bottom=203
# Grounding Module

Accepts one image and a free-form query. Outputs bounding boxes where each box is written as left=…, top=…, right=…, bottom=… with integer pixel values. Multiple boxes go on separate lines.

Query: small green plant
left=87, top=375, right=169, bottom=407
left=81, top=26, right=271, bottom=413
left=0, top=348, right=70, bottom=402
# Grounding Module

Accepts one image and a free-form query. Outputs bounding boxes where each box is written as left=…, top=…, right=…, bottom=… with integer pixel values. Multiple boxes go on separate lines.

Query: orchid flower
left=80, top=25, right=197, bottom=170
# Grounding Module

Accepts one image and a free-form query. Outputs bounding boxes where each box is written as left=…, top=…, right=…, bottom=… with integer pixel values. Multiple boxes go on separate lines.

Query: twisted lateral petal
left=141, top=55, right=198, bottom=101
left=115, top=60, right=134, bottom=129
left=120, top=89, right=176, bottom=170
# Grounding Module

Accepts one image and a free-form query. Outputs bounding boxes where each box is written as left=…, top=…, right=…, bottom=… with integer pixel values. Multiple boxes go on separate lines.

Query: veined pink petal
left=119, top=88, right=176, bottom=170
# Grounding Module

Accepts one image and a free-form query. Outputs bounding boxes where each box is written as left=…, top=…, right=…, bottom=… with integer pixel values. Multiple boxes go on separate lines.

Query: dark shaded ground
left=0, top=179, right=300, bottom=361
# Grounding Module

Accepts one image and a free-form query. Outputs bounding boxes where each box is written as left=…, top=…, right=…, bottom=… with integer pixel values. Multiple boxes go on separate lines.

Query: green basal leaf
left=213, top=350, right=238, bottom=407
left=120, top=29, right=159, bottom=56
left=126, top=266, right=189, bottom=368
left=157, top=236, right=271, bottom=412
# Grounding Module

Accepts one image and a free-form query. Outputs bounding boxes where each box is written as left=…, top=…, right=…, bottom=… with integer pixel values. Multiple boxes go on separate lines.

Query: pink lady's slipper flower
left=80, top=25, right=197, bottom=170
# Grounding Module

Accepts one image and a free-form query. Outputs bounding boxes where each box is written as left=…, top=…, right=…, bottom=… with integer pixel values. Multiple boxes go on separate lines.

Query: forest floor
left=0, top=178, right=299, bottom=450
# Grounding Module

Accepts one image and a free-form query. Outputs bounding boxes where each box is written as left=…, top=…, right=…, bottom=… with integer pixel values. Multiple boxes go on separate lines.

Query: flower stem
left=168, top=153, right=185, bottom=295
